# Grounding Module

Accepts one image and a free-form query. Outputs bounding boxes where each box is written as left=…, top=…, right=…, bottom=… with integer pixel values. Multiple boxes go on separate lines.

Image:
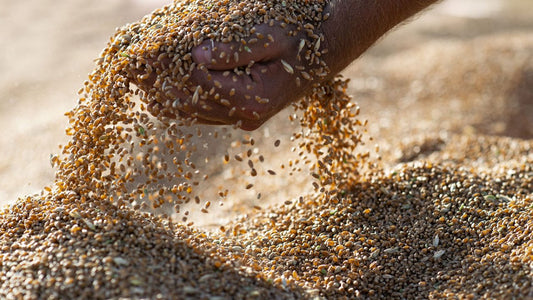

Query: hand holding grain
left=135, top=0, right=440, bottom=130
left=186, top=23, right=318, bottom=130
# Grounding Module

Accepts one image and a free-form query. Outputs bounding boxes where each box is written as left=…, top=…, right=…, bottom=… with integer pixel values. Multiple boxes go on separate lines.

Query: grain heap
left=2, top=137, right=530, bottom=299
left=0, top=192, right=307, bottom=299
left=1, top=0, right=532, bottom=299
left=218, top=134, right=533, bottom=298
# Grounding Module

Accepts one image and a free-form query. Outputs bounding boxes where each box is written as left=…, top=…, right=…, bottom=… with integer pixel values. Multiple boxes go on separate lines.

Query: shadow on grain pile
left=1, top=2, right=532, bottom=299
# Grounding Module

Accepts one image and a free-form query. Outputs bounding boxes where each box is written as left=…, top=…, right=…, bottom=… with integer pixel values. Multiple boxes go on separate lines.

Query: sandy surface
left=1, top=0, right=532, bottom=212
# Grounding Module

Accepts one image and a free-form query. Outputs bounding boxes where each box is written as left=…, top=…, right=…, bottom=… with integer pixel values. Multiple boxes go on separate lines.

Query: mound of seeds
left=0, top=192, right=307, bottom=299
left=1, top=0, right=532, bottom=298
left=215, top=134, right=533, bottom=299
left=1, top=135, right=531, bottom=298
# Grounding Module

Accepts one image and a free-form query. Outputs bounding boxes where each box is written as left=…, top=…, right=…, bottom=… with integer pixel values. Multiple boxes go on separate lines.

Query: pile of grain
left=220, top=134, right=532, bottom=298
left=0, top=0, right=532, bottom=298
left=2, top=134, right=530, bottom=299
left=0, top=192, right=303, bottom=299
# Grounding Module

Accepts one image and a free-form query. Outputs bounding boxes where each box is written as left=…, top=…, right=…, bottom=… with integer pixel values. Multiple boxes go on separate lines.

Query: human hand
left=189, top=23, right=319, bottom=130
left=134, top=0, right=440, bottom=131
left=138, top=23, right=323, bottom=131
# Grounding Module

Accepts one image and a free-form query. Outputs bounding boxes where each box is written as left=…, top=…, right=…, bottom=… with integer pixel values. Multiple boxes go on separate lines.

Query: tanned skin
left=140, top=0, right=440, bottom=130
left=322, top=0, right=440, bottom=74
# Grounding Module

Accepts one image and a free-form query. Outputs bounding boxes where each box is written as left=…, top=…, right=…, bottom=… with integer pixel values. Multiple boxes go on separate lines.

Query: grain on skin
left=51, top=0, right=336, bottom=215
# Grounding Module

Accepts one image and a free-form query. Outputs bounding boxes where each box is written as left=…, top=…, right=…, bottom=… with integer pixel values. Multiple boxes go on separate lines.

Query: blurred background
left=1, top=0, right=532, bottom=210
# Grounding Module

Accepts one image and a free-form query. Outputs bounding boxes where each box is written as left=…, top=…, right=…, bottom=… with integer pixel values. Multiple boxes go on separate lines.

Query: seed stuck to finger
left=298, top=39, right=306, bottom=55
left=220, top=99, right=231, bottom=107
left=192, top=86, right=200, bottom=105
left=301, top=71, right=312, bottom=81
left=228, top=107, right=237, bottom=117
left=281, top=59, right=294, bottom=74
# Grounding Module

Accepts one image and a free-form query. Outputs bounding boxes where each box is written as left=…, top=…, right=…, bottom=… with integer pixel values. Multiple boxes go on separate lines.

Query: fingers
left=126, top=60, right=244, bottom=125
left=192, top=24, right=290, bottom=70
left=131, top=22, right=306, bottom=130
left=135, top=63, right=274, bottom=128
left=190, top=64, right=282, bottom=119
left=148, top=81, right=259, bottom=127
left=192, top=40, right=275, bottom=71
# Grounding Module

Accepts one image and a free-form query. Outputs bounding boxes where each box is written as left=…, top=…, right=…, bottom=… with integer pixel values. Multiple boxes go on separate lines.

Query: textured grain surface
left=0, top=0, right=532, bottom=299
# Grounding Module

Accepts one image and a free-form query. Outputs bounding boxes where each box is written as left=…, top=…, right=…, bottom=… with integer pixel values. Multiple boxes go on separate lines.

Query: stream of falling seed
left=50, top=0, right=372, bottom=222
